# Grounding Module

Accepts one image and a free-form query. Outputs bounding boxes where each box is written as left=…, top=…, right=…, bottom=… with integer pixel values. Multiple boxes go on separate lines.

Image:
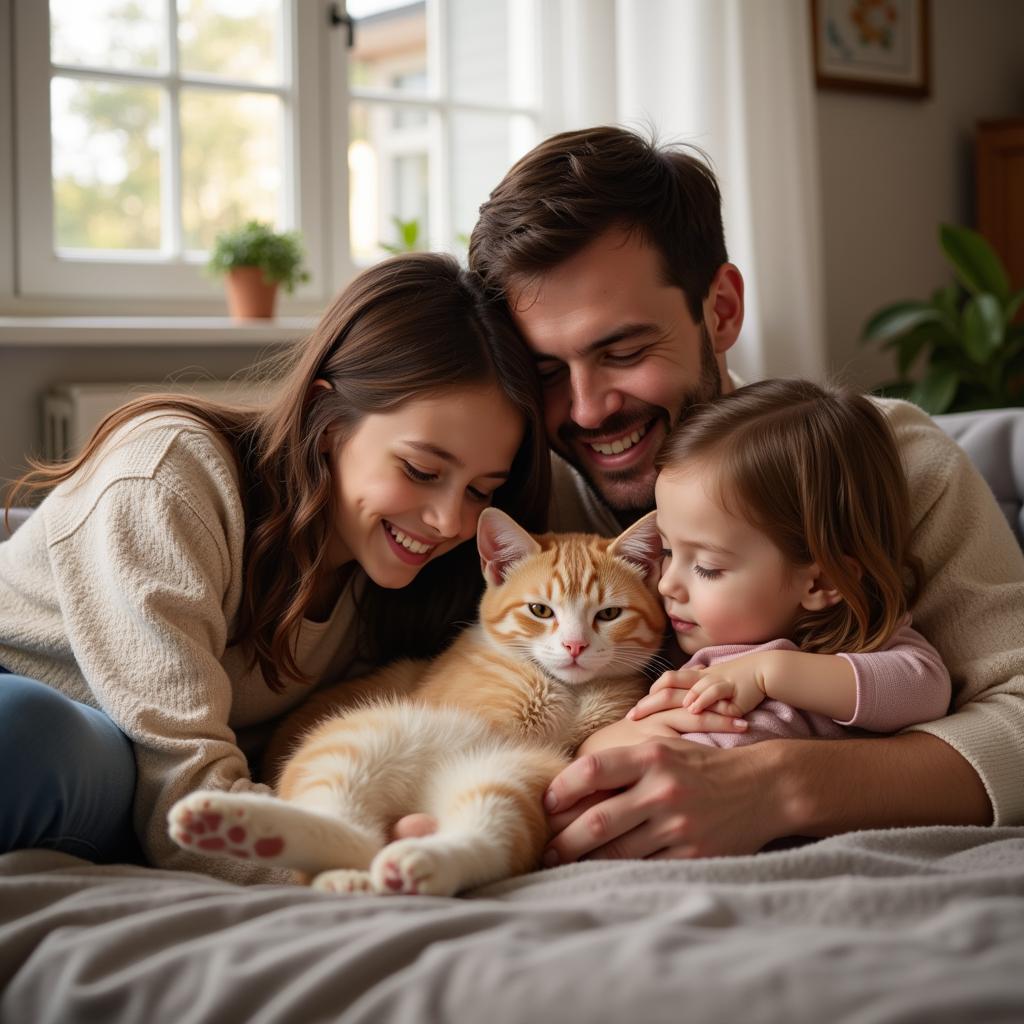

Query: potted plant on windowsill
left=862, top=224, right=1024, bottom=413
left=207, top=220, right=310, bottom=320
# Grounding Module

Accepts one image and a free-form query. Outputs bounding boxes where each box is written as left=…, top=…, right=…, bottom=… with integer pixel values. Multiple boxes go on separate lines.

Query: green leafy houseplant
left=207, top=219, right=310, bottom=293
left=379, top=216, right=423, bottom=255
left=862, top=224, right=1024, bottom=414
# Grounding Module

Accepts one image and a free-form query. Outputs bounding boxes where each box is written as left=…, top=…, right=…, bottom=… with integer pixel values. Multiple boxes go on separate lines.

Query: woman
left=0, top=253, right=549, bottom=884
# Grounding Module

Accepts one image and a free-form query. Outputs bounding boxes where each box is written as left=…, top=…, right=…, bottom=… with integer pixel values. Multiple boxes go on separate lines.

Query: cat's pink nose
left=563, top=640, right=588, bottom=660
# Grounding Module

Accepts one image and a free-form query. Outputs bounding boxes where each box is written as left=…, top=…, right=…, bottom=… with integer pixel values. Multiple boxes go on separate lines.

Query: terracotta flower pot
left=224, top=267, right=279, bottom=320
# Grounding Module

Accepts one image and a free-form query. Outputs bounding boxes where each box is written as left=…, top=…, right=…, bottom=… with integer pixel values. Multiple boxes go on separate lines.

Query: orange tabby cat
left=167, top=507, right=665, bottom=896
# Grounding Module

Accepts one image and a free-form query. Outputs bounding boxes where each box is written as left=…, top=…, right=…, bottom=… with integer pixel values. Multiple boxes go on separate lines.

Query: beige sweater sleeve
left=880, top=400, right=1024, bottom=824
left=44, top=437, right=293, bottom=884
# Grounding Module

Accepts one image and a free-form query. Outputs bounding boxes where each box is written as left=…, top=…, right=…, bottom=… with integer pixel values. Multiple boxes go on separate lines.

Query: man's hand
left=543, top=737, right=781, bottom=864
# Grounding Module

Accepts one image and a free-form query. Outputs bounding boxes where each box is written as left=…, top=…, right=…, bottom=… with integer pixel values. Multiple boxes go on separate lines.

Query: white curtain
left=556, top=0, right=827, bottom=383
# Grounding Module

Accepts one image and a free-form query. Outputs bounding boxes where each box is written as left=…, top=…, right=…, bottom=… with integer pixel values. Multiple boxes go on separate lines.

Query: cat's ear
left=477, top=508, right=541, bottom=586
left=609, top=510, right=662, bottom=583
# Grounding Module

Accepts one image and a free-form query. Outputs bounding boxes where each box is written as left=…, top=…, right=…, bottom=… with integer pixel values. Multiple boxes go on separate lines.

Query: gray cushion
left=1, top=507, right=32, bottom=540
left=933, top=407, right=1024, bottom=548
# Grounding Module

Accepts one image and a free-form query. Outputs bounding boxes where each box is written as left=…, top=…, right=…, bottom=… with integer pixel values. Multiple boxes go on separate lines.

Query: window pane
left=348, top=0, right=427, bottom=96
left=448, top=0, right=536, bottom=106
left=180, top=90, right=283, bottom=251
left=50, top=0, right=164, bottom=71
left=450, top=111, right=533, bottom=245
left=349, top=100, right=430, bottom=264
left=177, top=0, right=284, bottom=86
left=51, top=77, right=162, bottom=251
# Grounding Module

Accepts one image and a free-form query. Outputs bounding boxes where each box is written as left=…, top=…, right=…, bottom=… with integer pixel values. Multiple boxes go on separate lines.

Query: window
left=13, top=0, right=328, bottom=304
left=344, top=0, right=541, bottom=263
left=6, top=0, right=559, bottom=312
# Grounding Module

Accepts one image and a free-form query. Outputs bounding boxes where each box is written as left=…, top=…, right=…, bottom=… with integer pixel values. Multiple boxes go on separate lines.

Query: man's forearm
left=765, top=730, right=993, bottom=837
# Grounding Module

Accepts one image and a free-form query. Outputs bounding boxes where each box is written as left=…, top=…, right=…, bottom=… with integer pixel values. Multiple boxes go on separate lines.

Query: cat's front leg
left=168, top=790, right=381, bottom=875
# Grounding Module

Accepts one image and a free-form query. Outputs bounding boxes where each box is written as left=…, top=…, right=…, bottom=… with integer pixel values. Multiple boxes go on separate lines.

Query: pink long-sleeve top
left=676, top=621, right=952, bottom=749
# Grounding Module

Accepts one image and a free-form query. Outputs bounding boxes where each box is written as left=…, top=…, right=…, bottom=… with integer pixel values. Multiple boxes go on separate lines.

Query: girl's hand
left=629, top=659, right=768, bottom=720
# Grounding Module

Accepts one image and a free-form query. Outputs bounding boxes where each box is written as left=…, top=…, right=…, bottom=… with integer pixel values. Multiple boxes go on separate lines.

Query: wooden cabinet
left=976, top=118, right=1024, bottom=291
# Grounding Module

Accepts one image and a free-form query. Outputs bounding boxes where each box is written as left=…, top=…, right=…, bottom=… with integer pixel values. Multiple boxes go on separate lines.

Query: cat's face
left=476, top=510, right=666, bottom=685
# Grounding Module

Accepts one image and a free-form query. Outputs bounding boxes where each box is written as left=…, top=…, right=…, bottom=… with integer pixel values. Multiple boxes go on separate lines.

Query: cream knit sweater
left=0, top=414, right=365, bottom=884
left=549, top=398, right=1024, bottom=826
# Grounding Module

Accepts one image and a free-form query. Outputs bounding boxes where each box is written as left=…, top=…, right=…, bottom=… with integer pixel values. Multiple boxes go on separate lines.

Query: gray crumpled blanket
left=2, top=826, right=1024, bottom=1024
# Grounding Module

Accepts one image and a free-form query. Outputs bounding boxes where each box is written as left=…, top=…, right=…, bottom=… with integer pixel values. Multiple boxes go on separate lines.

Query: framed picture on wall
left=810, top=0, right=931, bottom=98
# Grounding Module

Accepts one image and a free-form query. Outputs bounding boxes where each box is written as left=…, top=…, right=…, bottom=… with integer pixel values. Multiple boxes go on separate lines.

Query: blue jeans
left=0, top=670, right=138, bottom=861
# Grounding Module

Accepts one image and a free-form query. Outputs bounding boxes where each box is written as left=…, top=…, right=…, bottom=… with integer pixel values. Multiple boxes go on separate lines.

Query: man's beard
left=560, top=324, right=723, bottom=523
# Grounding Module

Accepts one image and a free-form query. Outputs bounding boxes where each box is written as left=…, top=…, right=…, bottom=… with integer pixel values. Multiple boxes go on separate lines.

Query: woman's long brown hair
left=656, top=378, right=921, bottom=654
left=7, top=253, right=550, bottom=691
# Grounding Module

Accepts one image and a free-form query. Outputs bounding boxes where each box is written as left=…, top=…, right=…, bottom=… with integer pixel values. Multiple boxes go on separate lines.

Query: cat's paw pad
left=167, top=792, right=286, bottom=862
left=371, top=840, right=458, bottom=897
left=311, top=869, right=375, bottom=895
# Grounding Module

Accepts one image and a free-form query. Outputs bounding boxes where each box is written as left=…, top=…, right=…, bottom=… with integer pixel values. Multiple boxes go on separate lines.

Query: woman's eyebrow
left=403, top=441, right=510, bottom=479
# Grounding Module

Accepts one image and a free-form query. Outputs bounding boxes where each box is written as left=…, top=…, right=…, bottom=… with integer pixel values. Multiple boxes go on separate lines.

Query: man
left=467, top=125, right=1023, bottom=863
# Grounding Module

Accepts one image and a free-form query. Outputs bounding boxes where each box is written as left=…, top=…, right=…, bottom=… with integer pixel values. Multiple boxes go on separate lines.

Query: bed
left=2, top=827, right=1024, bottom=1022
left=2, top=408, right=1024, bottom=1023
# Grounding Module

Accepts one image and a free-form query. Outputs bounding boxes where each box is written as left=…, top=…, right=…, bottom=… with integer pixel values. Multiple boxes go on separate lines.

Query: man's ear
left=477, top=508, right=541, bottom=586
left=798, top=563, right=845, bottom=612
left=703, top=263, right=744, bottom=356
left=609, top=510, right=662, bottom=585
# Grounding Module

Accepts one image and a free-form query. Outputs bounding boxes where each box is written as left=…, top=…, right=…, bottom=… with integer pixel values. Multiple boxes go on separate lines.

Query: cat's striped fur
left=168, top=508, right=665, bottom=896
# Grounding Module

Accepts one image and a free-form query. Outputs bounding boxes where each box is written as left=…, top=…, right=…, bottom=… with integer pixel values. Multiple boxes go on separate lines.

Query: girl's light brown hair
left=656, top=378, right=921, bottom=654
left=7, top=253, right=550, bottom=691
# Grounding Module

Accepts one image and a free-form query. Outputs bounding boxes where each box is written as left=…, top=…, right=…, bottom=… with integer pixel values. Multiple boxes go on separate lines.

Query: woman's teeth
left=589, top=423, right=648, bottom=456
left=387, top=523, right=434, bottom=554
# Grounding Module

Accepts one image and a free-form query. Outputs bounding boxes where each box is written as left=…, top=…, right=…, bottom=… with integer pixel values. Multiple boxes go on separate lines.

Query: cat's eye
left=595, top=607, right=622, bottom=622
left=528, top=603, right=554, bottom=619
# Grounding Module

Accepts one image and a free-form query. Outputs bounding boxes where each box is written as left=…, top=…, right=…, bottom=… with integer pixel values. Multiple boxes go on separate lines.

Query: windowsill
left=0, top=315, right=315, bottom=347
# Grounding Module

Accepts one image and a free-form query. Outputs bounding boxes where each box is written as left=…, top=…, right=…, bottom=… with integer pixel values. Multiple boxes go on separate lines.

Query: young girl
left=613, top=378, right=951, bottom=748
left=0, top=253, right=550, bottom=884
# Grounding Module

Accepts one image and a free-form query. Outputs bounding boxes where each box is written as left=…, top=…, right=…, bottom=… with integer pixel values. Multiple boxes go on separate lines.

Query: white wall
left=816, top=0, right=1024, bottom=391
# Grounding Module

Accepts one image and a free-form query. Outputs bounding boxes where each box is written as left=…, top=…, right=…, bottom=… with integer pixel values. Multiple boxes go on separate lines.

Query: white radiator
left=42, top=380, right=268, bottom=462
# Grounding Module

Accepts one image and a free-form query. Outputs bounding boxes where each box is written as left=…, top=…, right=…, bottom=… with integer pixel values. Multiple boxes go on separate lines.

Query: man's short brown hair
left=468, top=125, right=728, bottom=322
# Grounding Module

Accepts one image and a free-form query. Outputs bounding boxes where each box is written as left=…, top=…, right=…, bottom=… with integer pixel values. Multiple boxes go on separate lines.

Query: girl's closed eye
left=693, top=564, right=723, bottom=580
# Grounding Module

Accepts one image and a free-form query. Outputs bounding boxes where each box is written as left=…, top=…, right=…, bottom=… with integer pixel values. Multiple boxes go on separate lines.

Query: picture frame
left=810, top=0, right=930, bottom=99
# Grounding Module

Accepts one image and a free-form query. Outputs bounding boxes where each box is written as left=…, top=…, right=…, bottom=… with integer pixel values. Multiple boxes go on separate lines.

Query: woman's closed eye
left=401, top=460, right=437, bottom=483
left=403, top=460, right=491, bottom=503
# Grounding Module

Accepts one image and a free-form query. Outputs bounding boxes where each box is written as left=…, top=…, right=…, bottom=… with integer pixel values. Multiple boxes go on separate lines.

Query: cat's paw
left=370, top=839, right=460, bottom=897
left=168, top=792, right=287, bottom=862
left=311, top=869, right=375, bottom=895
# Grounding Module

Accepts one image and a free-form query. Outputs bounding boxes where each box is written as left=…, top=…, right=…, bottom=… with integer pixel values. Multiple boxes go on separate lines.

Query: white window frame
left=12, top=0, right=327, bottom=306
left=328, top=0, right=553, bottom=284
left=2, top=0, right=588, bottom=315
